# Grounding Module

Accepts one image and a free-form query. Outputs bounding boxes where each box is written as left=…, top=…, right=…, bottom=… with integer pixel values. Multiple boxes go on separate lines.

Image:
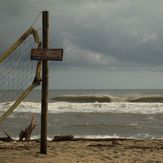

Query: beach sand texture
left=1, top=139, right=163, bottom=163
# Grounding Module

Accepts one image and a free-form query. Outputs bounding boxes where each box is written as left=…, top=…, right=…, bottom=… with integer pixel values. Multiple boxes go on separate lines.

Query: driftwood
left=52, top=135, right=74, bottom=142
left=0, top=130, right=13, bottom=142
left=19, top=116, right=35, bottom=141
left=52, top=135, right=133, bottom=142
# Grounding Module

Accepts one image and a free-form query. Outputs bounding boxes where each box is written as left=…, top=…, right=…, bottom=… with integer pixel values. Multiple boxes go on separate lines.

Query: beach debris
left=19, top=116, right=35, bottom=141
left=0, top=130, right=13, bottom=142
left=112, top=139, right=122, bottom=145
left=87, top=143, right=112, bottom=148
left=52, top=135, right=74, bottom=142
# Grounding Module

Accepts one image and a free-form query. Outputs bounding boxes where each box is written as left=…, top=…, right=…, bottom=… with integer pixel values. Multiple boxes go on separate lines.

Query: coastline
left=1, top=139, right=163, bottom=162
left=1, top=90, right=163, bottom=162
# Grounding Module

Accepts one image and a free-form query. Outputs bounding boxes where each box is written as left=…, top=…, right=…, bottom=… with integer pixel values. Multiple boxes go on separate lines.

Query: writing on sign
left=31, top=49, right=63, bottom=61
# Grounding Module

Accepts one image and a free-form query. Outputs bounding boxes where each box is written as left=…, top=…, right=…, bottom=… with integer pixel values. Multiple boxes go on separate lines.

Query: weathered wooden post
left=41, top=10, right=49, bottom=154
left=31, top=10, right=63, bottom=154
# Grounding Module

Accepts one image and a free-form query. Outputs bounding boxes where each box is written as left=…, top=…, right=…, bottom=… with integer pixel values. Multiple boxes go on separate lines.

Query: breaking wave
left=51, top=95, right=163, bottom=103
left=1, top=101, right=163, bottom=114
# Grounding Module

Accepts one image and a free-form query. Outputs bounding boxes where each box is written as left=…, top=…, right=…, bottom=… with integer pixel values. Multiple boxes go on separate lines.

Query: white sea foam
left=11, top=134, right=162, bottom=140
left=1, top=102, right=163, bottom=114
left=74, top=134, right=121, bottom=139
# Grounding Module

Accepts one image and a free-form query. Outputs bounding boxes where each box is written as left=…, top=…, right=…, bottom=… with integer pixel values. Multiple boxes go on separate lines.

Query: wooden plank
left=31, top=49, right=63, bottom=61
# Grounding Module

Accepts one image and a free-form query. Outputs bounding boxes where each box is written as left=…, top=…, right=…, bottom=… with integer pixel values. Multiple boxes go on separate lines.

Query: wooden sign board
left=31, top=49, right=63, bottom=61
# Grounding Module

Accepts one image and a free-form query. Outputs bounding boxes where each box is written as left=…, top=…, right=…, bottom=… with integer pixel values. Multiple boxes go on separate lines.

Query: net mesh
left=0, top=34, right=39, bottom=110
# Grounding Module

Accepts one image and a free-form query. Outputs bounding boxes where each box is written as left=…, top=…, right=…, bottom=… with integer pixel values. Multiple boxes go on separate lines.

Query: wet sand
left=1, top=139, right=163, bottom=162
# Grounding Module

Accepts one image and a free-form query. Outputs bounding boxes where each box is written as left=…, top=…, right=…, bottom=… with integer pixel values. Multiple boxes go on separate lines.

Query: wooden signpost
left=31, top=49, right=63, bottom=61
left=31, top=11, right=63, bottom=154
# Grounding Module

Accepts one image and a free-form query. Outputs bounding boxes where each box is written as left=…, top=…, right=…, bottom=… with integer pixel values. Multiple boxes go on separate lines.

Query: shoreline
left=1, top=139, right=163, bottom=162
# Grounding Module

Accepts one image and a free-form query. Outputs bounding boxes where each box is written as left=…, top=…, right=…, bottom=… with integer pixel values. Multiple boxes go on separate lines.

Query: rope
left=31, top=12, right=42, bottom=28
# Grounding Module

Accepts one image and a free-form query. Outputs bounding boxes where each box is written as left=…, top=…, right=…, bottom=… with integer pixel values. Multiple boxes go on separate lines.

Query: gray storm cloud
left=58, top=0, right=163, bottom=70
left=1, top=0, right=163, bottom=71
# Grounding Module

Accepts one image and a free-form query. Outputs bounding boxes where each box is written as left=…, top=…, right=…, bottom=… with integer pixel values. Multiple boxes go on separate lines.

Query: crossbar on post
left=40, top=10, right=49, bottom=154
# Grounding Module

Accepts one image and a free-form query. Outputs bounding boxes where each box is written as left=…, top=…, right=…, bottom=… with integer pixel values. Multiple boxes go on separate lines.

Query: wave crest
left=51, top=96, right=112, bottom=103
left=51, top=95, right=163, bottom=103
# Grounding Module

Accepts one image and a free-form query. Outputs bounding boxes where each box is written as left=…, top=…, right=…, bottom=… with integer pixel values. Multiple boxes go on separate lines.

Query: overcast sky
left=1, top=0, right=163, bottom=89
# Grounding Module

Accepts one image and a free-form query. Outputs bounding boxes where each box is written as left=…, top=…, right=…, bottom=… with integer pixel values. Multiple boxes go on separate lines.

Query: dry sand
left=1, top=139, right=163, bottom=163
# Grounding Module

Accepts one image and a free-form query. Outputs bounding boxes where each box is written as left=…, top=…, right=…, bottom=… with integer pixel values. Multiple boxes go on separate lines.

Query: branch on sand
left=19, top=115, right=36, bottom=141
left=0, top=130, right=13, bottom=142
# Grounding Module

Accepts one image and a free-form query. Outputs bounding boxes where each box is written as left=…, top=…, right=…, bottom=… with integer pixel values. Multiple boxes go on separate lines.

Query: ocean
left=1, top=89, right=163, bottom=139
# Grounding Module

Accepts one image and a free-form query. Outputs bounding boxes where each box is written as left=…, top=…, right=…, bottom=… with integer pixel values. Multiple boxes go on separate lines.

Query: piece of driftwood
left=52, top=135, right=74, bottom=142
left=0, top=130, right=13, bottom=142
left=112, top=139, right=122, bottom=145
left=52, top=136, right=133, bottom=142
left=19, top=116, right=35, bottom=141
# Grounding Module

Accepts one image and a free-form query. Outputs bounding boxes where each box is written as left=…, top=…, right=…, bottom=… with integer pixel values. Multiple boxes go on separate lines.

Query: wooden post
left=40, top=11, right=49, bottom=154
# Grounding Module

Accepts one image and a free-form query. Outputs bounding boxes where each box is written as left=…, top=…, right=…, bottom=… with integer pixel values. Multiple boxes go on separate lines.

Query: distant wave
left=51, top=95, right=163, bottom=103
left=51, top=96, right=112, bottom=103
left=129, top=96, right=163, bottom=103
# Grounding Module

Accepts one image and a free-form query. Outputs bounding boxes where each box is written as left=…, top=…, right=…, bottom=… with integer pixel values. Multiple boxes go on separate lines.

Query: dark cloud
left=1, top=0, right=163, bottom=71
left=55, top=0, right=163, bottom=70
left=0, top=0, right=31, bottom=19
left=1, top=0, right=163, bottom=89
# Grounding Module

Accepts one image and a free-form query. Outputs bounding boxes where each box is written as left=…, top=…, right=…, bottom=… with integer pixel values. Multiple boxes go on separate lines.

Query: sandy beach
left=1, top=139, right=163, bottom=163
